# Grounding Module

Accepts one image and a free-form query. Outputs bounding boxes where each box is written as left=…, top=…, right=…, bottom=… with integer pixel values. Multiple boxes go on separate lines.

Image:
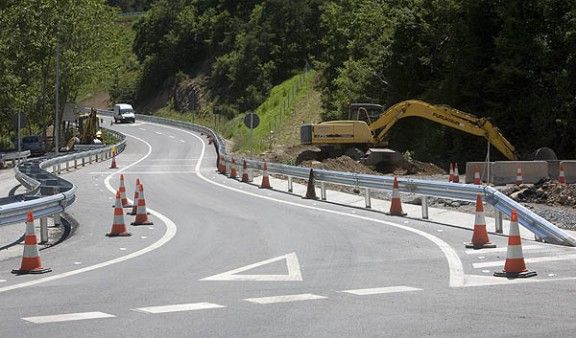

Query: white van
left=113, top=103, right=136, bottom=123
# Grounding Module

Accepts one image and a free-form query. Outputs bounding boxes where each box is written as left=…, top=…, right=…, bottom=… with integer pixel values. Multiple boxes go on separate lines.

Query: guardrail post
left=421, top=195, right=429, bottom=219
left=40, top=217, right=49, bottom=244
left=53, top=213, right=61, bottom=227
left=57, top=163, right=61, bottom=174
left=52, top=165, right=57, bottom=173
left=288, top=176, right=293, bottom=193
left=89, top=155, right=92, bottom=164
left=74, top=158, right=78, bottom=169
left=96, top=153, right=99, bottom=162
left=495, top=211, right=503, bottom=233
left=320, top=182, right=326, bottom=200
left=365, top=188, right=371, bottom=208
left=66, top=160, right=69, bottom=171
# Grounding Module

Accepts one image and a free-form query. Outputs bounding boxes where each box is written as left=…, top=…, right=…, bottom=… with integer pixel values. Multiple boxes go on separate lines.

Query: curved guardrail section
left=92, top=109, right=576, bottom=247
left=0, top=128, right=126, bottom=226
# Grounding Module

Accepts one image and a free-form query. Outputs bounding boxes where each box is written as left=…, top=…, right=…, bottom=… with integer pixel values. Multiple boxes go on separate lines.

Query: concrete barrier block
left=492, top=161, right=548, bottom=185
left=465, top=162, right=493, bottom=183
left=560, top=161, right=576, bottom=183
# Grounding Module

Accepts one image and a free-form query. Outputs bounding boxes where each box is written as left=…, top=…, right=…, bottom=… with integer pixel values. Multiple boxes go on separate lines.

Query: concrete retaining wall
left=492, top=161, right=548, bottom=185
left=465, top=162, right=493, bottom=183
left=560, top=161, right=576, bottom=183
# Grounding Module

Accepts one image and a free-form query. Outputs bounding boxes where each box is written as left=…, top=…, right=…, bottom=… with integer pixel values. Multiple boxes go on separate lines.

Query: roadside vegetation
left=2, top=1, right=576, bottom=166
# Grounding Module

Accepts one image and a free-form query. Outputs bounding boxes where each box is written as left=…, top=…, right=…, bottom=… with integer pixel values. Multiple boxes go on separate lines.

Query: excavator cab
left=348, top=103, right=384, bottom=124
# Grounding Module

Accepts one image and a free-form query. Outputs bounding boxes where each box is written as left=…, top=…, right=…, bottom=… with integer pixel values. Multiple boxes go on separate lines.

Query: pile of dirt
left=377, top=157, right=446, bottom=175
left=300, top=156, right=379, bottom=175
left=503, top=178, right=576, bottom=207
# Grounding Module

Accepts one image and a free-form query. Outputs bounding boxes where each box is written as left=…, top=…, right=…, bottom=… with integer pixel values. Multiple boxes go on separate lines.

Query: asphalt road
left=1, top=119, right=576, bottom=337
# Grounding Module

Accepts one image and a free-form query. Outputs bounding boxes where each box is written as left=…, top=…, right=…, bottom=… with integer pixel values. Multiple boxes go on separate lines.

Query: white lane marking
left=139, top=128, right=147, bottom=131
left=0, top=132, right=178, bottom=295
left=201, top=252, right=302, bottom=281
left=169, top=135, right=175, bottom=139
left=141, top=158, right=200, bottom=162
left=154, top=131, right=162, bottom=135
left=244, top=294, right=326, bottom=304
left=134, top=302, right=225, bottom=314
left=341, top=286, right=422, bottom=296
left=0, top=280, right=6, bottom=283
left=22, top=312, right=115, bottom=324
left=465, top=245, right=543, bottom=255
left=472, top=254, right=576, bottom=269
left=179, top=140, right=185, bottom=143
left=463, top=274, right=576, bottom=287
left=155, top=123, right=465, bottom=288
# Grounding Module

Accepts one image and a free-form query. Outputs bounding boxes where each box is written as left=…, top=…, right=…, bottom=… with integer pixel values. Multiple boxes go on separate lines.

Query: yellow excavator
left=300, top=99, right=521, bottom=163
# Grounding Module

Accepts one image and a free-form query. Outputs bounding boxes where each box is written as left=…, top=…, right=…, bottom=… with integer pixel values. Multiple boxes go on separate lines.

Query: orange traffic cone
left=448, top=163, right=454, bottom=182
left=260, top=162, right=272, bottom=189
left=494, top=210, right=537, bottom=278
left=559, top=164, right=566, bottom=184
left=126, top=178, right=141, bottom=213
left=107, top=191, right=131, bottom=237
left=453, top=163, right=460, bottom=183
left=117, top=174, right=129, bottom=208
left=110, top=153, right=118, bottom=169
left=515, top=167, right=523, bottom=185
left=131, top=184, right=153, bottom=226
left=230, top=158, right=238, bottom=179
left=208, top=136, right=213, bottom=145
left=241, top=159, right=250, bottom=183
left=473, top=166, right=481, bottom=185
left=465, top=194, right=496, bottom=249
left=387, top=176, right=407, bottom=216
left=12, top=211, right=51, bottom=274
left=303, top=168, right=318, bottom=199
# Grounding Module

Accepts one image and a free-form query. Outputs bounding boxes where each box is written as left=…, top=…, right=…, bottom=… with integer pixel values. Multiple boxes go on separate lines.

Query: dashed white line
left=139, top=128, right=147, bottom=131
left=473, top=254, right=576, bottom=269
left=22, top=312, right=115, bottom=324
left=244, top=294, right=327, bottom=304
left=179, top=140, right=185, bottom=143
left=134, top=302, right=225, bottom=314
left=155, top=131, right=162, bottom=135
left=340, top=286, right=422, bottom=296
left=169, top=135, right=175, bottom=139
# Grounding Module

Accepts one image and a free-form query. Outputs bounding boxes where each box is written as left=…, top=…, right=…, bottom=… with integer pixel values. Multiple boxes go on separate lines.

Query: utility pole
left=55, top=32, right=61, bottom=154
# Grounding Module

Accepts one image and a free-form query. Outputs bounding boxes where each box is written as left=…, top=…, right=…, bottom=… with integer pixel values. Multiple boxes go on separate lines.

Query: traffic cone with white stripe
left=465, top=194, right=496, bottom=249
left=494, top=210, right=537, bottom=278
left=473, top=166, right=481, bottom=185
left=515, top=167, right=523, bottom=185
left=107, top=191, right=131, bottom=237
left=559, top=164, right=566, bottom=184
left=110, top=153, right=118, bottom=169
left=241, top=159, right=250, bottom=183
left=127, top=178, right=141, bottom=215
left=448, top=163, right=454, bottom=182
left=219, top=155, right=227, bottom=175
left=117, top=174, right=129, bottom=208
left=12, top=211, right=51, bottom=275
left=230, top=158, right=238, bottom=179
left=387, top=176, right=407, bottom=216
left=453, top=163, right=460, bottom=183
left=260, top=162, right=271, bottom=189
left=131, top=184, right=153, bottom=225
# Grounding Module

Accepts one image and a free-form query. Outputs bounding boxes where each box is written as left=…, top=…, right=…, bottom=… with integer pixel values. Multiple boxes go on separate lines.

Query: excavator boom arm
left=369, top=100, right=519, bottom=160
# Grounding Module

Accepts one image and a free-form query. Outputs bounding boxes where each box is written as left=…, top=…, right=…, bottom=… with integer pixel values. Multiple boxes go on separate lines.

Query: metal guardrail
left=0, top=150, right=31, bottom=168
left=0, top=128, right=126, bottom=226
left=91, top=109, right=576, bottom=247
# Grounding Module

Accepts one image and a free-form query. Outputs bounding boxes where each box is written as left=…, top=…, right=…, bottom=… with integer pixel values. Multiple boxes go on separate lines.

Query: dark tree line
left=128, top=0, right=576, bottom=161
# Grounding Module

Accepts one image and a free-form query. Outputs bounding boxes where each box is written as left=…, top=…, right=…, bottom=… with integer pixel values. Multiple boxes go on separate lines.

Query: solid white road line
left=91, top=171, right=195, bottom=175
left=472, top=253, right=576, bottom=269
left=155, top=123, right=466, bottom=288
left=465, top=245, right=543, bottom=255
left=244, top=294, right=327, bottom=304
left=0, top=132, right=178, bottom=294
left=169, top=135, right=175, bottom=139
left=340, top=286, right=422, bottom=296
left=134, top=302, right=225, bottom=314
left=22, top=312, right=115, bottom=324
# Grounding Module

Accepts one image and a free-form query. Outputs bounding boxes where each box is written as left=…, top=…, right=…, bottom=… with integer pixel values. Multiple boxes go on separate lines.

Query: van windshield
left=120, top=109, right=134, bottom=114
